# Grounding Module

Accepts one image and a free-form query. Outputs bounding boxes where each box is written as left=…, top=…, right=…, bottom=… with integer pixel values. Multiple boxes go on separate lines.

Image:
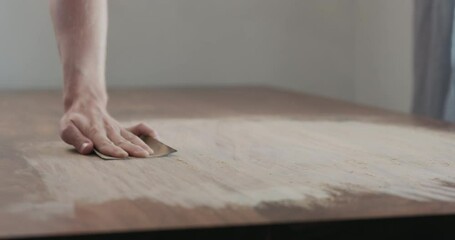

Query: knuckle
left=130, top=144, right=144, bottom=151
left=98, top=140, right=113, bottom=148
left=59, top=116, right=69, bottom=127
left=137, top=123, right=147, bottom=129
left=115, top=140, right=129, bottom=147
left=125, top=134, right=139, bottom=142
left=105, top=124, right=116, bottom=133
left=65, top=113, right=84, bottom=124
left=87, top=126, right=101, bottom=136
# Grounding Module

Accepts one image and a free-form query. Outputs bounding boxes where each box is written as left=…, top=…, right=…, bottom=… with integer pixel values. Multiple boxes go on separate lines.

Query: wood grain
left=1, top=87, right=455, bottom=238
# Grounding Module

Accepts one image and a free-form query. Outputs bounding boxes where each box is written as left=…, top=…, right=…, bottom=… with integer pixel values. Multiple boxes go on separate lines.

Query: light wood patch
left=15, top=117, right=455, bottom=218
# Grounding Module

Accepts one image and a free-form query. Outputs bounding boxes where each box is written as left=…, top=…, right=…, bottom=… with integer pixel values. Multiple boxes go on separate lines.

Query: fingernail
left=81, top=142, right=90, bottom=152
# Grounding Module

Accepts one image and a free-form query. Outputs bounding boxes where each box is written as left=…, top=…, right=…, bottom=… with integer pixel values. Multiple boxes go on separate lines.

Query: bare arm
left=49, top=0, right=108, bottom=109
left=49, top=0, right=157, bottom=158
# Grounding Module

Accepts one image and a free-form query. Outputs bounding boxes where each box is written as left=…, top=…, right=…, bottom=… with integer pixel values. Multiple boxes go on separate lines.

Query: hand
left=49, top=0, right=157, bottom=158
left=60, top=98, right=158, bottom=158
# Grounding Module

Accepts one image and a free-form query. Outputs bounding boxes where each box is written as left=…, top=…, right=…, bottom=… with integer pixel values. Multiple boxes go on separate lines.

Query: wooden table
left=2, top=87, right=455, bottom=239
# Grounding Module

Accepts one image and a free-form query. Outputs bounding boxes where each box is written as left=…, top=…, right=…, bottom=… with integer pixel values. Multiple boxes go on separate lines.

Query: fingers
left=127, top=123, right=159, bottom=139
left=60, top=121, right=94, bottom=155
left=121, top=130, right=154, bottom=155
left=107, top=128, right=150, bottom=158
left=64, top=116, right=157, bottom=158
left=80, top=122, right=129, bottom=158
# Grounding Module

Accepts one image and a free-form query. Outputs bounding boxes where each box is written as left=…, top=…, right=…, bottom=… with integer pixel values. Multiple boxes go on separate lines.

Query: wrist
left=64, top=92, right=108, bottom=112
left=63, top=73, right=108, bottom=112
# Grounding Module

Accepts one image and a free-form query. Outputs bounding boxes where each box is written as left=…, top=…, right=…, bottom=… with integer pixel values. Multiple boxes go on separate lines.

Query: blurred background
left=0, top=0, right=413, bottom=113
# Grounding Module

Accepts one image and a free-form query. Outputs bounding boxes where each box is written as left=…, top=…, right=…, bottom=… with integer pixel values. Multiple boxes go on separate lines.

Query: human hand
left=50, top=0, right=158, bottom=158
left=60, top=98, right=158, bottom=158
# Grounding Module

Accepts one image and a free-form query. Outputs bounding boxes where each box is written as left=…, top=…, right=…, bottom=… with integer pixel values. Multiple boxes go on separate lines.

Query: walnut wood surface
left=1, top=87, right=455, bottom=238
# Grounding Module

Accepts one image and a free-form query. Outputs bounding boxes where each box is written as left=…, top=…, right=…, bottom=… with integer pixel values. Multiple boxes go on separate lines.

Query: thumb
left=60, top=121, right=94, bottom=154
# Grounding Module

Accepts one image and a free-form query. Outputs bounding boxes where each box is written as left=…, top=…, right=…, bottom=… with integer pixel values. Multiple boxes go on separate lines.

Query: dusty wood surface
left=1, top=87, right=455, bottom=238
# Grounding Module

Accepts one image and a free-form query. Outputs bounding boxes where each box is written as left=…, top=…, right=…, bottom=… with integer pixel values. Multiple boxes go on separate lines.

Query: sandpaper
left=94, top=136, right=177, bottom=160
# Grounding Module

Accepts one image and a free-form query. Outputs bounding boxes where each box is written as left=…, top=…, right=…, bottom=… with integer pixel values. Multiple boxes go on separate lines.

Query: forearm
left=49, top=0, right=108, bottom=110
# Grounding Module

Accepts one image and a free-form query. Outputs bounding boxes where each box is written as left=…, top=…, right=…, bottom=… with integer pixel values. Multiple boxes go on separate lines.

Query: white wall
left=0, top=0, right=356, bottom=101
left=0, top=1, right=60, bottom=89
left=0, top=0, right=414, bottom=112
left=262, top=0, right=356, bottom=102
left=353, top=0, right=414, bottom=113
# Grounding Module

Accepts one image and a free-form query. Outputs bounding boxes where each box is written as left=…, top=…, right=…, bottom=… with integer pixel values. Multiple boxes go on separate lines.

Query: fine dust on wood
left=15, top=117, right=455, bottom=219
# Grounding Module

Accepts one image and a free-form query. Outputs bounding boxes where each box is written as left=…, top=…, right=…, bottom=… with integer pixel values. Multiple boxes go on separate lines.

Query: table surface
left=2, top=87, right=455, bottom=238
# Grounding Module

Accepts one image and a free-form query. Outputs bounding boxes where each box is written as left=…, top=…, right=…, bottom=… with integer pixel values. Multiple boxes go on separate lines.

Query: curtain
left=444, top=4, right=455, bottom=121
left=413, top=0, right=454, bottom=120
